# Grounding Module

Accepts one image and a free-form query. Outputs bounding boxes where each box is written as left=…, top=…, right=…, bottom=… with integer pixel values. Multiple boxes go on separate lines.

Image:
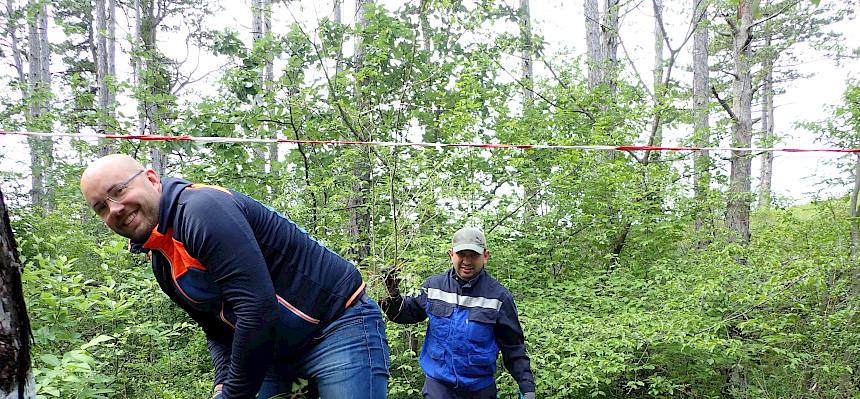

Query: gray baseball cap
left=452, top=227, right=487, bottom=253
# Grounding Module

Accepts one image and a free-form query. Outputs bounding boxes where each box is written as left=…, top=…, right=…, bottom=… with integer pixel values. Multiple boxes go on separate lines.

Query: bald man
left=81, top=154, right=389, bottom=399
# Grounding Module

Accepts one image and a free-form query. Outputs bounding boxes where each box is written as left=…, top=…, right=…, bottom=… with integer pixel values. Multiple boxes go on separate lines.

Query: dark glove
left=382, top=267, right=401, bottom=299
left=377, top=297, right=391, bottom=313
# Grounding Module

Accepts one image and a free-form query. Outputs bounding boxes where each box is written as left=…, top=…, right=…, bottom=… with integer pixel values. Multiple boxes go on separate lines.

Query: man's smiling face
left=80, top=155, right=162, bottom=243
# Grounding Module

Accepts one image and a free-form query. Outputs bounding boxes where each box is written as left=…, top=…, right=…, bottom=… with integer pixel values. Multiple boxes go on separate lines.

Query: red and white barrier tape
left=2, top=130, right=858, bottom=153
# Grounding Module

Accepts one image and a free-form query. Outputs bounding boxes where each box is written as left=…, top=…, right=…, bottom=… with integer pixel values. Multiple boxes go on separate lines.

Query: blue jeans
left=257, top=293, right=390, bottom=398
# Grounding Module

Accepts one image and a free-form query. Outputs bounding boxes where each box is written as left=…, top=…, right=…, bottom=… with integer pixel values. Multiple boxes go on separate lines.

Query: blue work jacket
left=384, top=268, right=535, bottom=394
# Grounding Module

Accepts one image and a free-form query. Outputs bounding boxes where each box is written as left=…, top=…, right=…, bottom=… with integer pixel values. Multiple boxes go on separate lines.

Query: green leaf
left=40, top=354, right=61, bottom=367
left=81, top=334, right=115, bottom=350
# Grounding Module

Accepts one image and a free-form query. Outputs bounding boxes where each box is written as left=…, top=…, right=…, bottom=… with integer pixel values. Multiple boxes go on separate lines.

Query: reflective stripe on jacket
left=385, top=269, right=535, bottom=393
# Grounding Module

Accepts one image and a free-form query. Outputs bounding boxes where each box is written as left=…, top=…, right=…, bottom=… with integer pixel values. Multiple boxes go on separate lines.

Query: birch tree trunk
left=0, top=188, right=35, bottom=399
left=693, top=0, right=711, bottom=239
left=727, top=0, right=754, bottom=244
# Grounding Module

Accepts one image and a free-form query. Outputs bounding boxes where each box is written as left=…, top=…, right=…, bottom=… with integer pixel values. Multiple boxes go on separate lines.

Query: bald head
left=80, top=154, right=145, bottom=188
left=80, top=154, right=162, bottom=242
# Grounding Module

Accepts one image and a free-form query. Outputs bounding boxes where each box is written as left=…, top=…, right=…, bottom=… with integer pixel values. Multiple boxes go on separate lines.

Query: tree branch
left=712, top=85, right=736, bottom=121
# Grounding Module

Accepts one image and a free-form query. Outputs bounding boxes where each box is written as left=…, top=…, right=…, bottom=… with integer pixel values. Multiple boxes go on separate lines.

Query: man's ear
left=144, top=169, right=159, bottom=182
left=483, top=250, right=490, bottom=260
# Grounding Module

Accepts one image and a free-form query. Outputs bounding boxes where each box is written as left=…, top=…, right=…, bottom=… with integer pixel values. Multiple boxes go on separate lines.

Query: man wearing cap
left=379, top=227, right=535, bottom=399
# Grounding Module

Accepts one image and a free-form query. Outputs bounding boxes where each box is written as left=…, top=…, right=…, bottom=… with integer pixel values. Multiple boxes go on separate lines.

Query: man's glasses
left=92, top=170, right=145, bottom=216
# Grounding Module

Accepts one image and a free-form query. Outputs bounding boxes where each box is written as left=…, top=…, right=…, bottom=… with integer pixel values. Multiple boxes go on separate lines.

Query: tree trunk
left=0, top=188, right=35, bottom=399
left=693, top=0, right=711, bottom=239
left=95, top=0, right=115, bottom=156
left=419, top=0, right=431, bottom=53
left=519, top=0, right=540, bottom=218
left=25, top=0, right=52, bottom=212
left=4, top=0, right=25, bottom=83
left=348, top=0, right=373, bottom=263
left=602, top=0, right=619, bottom=92
left=519, top=0, right=533, bottom=109
left=108, top=0, right=115, bottom=79
left=252, top=0, right=277, bottom=173
left=758, top=32, right=775, bottom=209
left=727, top=0, right=754, bottom=244
left=839, top=154, right=860, bottom=394
left=135, top=0, right=169, bottom=174
left=850, top=155, right=860, bottom=260
left=584, top=0, right=603, bottom=89
left=649, top=0, right=665, bottom=163
left=725, top=3, right=754, bottom=393
left=262, top=0, right=277, bottom=170
left=334, top=0, right=344, bottom=75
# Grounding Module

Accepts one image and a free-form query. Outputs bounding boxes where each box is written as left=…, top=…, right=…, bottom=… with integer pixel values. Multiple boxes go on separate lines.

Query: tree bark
left=585, top=0, right=603, bottom=89
left=693, top=0, right=711, bottom=239
left=0, top=188, right=35, bottom=399
left=135, top=0, right=169, bottom=174
left=4, top=0, right=25, bottom=82
left=419, top=0, right=431, bottom=53
left=839, top=154, right=860, bottom=394
left=758, top=30, right=775, bottom=209
left=25, top=0, right=52, bottom=212
left=252, top=0, right=276, bottom=173
left=850, top=154, right=860, bottom=260
left=348, top=0, right=373, bottom=263
left=95, top=0, right=116, bottom=156
left=519, top=0, right=533, bottom=109
left=602, top=0, right=619, bottom=92
left=519, top=0, right=540, bottom=218
left=649, top=0, right=665, bottom=163
left=727, top=0, right=754, bottom=244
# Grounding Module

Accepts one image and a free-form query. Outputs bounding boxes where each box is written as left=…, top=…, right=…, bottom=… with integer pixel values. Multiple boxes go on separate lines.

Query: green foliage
left=2, top=0, right=860, bottom=398
left=16, top=199, right=211, bottom=398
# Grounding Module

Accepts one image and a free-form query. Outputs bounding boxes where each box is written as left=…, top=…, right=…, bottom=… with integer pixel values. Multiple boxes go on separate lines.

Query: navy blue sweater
left=131, top=177, right=365, bottom=398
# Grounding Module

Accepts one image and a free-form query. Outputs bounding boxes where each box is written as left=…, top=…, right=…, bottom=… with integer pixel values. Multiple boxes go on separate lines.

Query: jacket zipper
left=154, top=248, right=202, bottom=305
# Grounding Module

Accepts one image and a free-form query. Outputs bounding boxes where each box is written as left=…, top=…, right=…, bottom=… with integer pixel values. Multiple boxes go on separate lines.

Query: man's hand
left=382, top=267, right=401, bottom=299
left=377, top=297, right=391, bottom=312
left=211, top=384, right=223, bottom=399
left=522, top=392, right=535, bottom=399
